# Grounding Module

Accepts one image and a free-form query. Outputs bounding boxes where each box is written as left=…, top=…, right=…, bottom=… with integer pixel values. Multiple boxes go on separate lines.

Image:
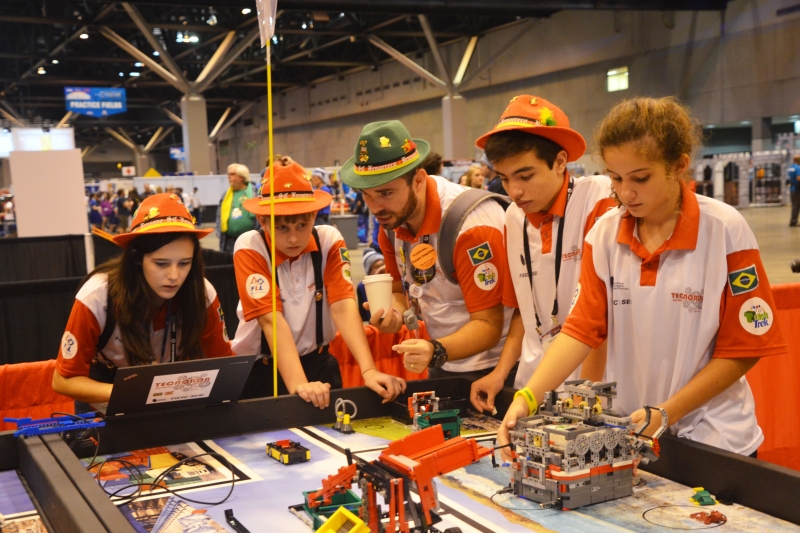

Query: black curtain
left=0, top=277, right=82, bottom=364
left=92, top=233, right=123, bottom=266
left=0, top=235, right=87, bottom=282
left=202, top=248, right=234, bottom=267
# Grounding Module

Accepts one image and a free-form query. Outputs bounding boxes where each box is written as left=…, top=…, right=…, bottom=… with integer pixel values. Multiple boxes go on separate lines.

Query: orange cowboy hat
left=243, top=162, right=332, bottom=216
left=112, top=193, right=211, bottom=247
left=475, top=95, right=586, bottom=162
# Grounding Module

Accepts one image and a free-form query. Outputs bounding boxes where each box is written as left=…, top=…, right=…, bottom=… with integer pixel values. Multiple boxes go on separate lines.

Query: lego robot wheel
left=604, top=429, right=619, bottom=450
left=589, top=432, right=605, bottom=453
left=565, top=439, right=576, bottom=455
left=575, top=434, right=590, bottom=456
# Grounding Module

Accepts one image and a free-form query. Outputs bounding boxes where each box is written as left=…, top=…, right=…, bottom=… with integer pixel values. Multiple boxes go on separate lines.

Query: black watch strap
left=428, top=340, right=448, bottom=369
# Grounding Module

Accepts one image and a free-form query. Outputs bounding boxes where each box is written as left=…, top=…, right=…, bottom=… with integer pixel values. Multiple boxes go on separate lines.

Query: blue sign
left=64, top=87, right=127, bottom=117
left=170, top=147, right=185, bottom=160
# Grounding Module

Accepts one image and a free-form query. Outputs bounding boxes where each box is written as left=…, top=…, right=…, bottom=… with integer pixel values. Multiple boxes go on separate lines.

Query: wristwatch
left=428, top=340, right=448, bottom=369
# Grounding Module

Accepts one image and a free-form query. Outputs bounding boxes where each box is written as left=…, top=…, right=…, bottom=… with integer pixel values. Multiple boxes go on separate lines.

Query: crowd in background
left=86, top=184, right=201, bottom=234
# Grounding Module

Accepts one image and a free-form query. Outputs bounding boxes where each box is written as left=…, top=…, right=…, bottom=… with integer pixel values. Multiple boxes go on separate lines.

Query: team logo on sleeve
left=474, top=262, right=498, bottom=290
left=246, top=274, right=269, bottom=300
left=339, top=248, right=350, bottom=263
left=61, top=332, right=78, bottom=359
left=467, top=242, right=493, bottom=266
left=728, top=265, right=758, bottom=296
left=739, top=297, right=773, bottom=335
left=342, top=264, right=352, bottom=283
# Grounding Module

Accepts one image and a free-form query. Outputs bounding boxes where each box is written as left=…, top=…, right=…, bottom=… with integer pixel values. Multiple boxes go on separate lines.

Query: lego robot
left=507, top=380, right=668, bottom=510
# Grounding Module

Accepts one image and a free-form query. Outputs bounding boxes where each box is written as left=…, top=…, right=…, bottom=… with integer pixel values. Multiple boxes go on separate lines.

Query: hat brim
left=476, top=126, right=586, bottom=162
left=340, top=139, right=430, bottom=189
left=111, top=226, right=213, bottom=248
left=242, top=190, right=332, bottom=216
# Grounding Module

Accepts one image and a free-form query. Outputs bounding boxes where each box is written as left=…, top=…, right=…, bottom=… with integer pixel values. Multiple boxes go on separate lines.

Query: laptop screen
left=99, top=355, right=258, bottom=417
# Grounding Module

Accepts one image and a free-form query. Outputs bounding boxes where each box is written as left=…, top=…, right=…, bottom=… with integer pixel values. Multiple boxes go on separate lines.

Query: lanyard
left=522, top=176, right=573, bottom=334
left=158, top=299, right=177, bottom=363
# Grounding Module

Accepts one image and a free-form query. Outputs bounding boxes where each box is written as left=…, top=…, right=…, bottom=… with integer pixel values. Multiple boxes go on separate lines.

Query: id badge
left=231, top=207, right=243, bottom=219
left=540, top=324, right=562, bottom=352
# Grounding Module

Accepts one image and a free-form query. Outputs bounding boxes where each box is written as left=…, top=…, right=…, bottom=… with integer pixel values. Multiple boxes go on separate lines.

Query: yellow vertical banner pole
left=266, top=41, right=278, bottom=397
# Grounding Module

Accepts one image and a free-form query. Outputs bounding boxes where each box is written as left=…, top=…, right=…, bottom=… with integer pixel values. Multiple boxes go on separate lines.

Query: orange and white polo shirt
left=502, top=174, right=616, bottom=388
left=231, top=224, right=354, bottom=356
left=56, top=274, right=232, bottom=378
left=562, top=181, right=787, bottom=455
left=379, top=174, right=512, bottom=372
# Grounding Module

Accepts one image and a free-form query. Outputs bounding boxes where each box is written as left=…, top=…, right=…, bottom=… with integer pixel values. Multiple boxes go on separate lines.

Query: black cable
left=49, top=411, right=102, bottom=470
left=641, top=505, right=727, bottom=530
left=91, top=452, right=237, bottom=507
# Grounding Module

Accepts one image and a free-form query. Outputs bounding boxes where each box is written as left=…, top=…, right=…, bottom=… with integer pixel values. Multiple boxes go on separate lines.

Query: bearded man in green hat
left=340, top=120, right=514, bottom=384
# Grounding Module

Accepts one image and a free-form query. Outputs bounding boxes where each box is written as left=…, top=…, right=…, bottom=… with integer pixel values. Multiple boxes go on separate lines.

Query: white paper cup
left=362, top=274, right=394, bottom=318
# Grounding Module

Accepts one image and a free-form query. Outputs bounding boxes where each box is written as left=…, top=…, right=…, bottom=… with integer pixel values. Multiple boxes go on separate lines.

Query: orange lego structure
left=301, top=425, right=491, bottom=533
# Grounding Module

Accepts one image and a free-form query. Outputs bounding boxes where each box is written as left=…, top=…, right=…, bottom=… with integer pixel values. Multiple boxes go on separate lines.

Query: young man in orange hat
left=470, top=95, right=616, bottom=414
left=340, top=120, right=513, bottom=383
left=230, top=161, right=406, bottom=409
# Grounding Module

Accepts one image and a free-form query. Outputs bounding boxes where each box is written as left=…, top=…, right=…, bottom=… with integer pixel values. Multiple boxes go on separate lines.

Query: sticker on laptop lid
left=145, top=369, right=220, bottom=404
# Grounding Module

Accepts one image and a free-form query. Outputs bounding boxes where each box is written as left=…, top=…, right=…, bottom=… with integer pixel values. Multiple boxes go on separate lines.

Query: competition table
left=2, top=377, right=800, bottom=533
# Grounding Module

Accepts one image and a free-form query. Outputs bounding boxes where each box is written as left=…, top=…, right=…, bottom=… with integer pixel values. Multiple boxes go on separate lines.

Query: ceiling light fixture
left=51, top=59, right=59, bottom=64
left=153, top=50, right=160, bottom=56
left=206, top=8, right=218, bottom=26
left=79, top=33, right=89, bottom=39
left=37, top=66, right=46, bottom=74
left=242, top=8, right=252, bottom=14
left=130, top=72, right=141, bottom=77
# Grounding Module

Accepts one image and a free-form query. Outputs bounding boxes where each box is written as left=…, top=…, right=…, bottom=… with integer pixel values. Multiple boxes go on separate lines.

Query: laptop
left=93, top=355, right=258, bottom=418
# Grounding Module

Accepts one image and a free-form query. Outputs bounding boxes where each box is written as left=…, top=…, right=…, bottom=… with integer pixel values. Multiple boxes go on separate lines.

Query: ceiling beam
left=211, top=101, right=255, bottom=141
left=208, top=106, right=232, bottom=140
left=459, top=19, right=537, bottom=89
left=366, top=35, right=449, bottom=91
left=97, top=26, right=185, bottom=92
left=195, top=25, right=261, bottom=93
left=418, top=15, right=455, bottom=93
left=121, top=2, right=192, bottom=92
left=453, top=36, right=479, bottom=87
left=105, top=127, right=139, bottom=152
left=195, top=31, right=237, bottom=86
left=56, top=112, right=75, bottom=128
left=159, top=107, right=184, bottom=125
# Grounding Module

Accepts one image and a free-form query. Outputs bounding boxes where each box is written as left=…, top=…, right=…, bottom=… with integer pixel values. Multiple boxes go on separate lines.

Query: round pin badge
left=246, top=273, right=270, bottom=300
left=409, top=284, right=424, bottom=299
left=473, top=262, right=499, bottom=291
left=410, top=243, right=437, bottom=270
left=61, top=331, right=78, bottom=359
left=739, top=297, right=773, bottom=336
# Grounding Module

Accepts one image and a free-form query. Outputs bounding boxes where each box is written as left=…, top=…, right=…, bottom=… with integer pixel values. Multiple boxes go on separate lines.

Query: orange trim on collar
left=525, top=173, right=569, bottom=228
left=616, top=180, right=700, bottom=260
left=263, top=230, right=319, bottom=266
left=394, top=175, right=442, bottom=242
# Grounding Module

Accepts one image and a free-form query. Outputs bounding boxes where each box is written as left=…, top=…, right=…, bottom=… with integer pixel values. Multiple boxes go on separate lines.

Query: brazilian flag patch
left=467, top=242, right=493, bottom=266
left=728, top=265, right=758, bottom=296
left=339, top=247, right=350, bottom=263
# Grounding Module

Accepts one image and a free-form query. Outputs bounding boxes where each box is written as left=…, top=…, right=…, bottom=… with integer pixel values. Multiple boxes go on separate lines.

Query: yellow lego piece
left=316, top=506, right=368, bottom=533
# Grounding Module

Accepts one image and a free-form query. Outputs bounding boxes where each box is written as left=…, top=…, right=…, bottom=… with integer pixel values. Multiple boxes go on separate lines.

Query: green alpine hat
left=339, top=120, right=430, bottom=189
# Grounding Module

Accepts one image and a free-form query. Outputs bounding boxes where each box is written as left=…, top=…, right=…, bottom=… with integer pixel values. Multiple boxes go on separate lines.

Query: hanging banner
left=64, top=87, right=127, bottom=117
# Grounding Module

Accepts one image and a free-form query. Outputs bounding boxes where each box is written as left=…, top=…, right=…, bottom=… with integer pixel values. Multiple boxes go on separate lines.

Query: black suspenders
left=259, top=227, right=325, bottom=356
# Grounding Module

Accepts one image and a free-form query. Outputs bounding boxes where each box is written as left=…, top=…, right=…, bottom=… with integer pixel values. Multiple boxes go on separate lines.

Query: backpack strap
left=96, top=285, right=116, bottom=352
left=259, top=227, right=325, bottom=356
left=437, top=188, right=511, bottom=284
